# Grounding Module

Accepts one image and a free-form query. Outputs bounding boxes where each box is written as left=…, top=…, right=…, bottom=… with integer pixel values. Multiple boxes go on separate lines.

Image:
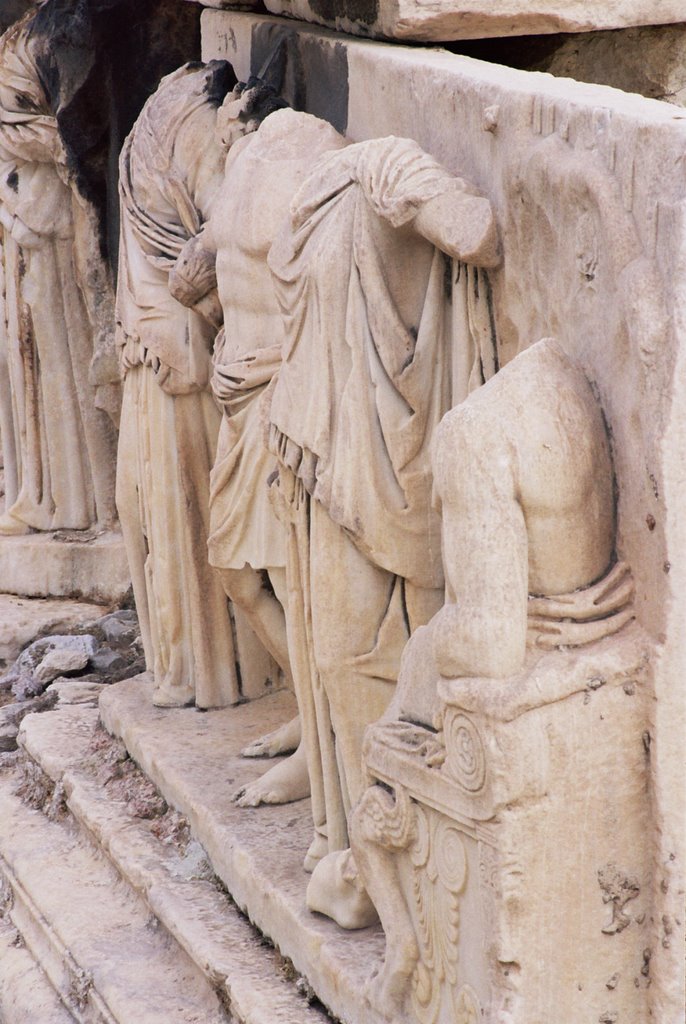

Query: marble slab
left=190, top=0, right=686, bottom=41
left=100, top=676, right=388, bottom=1024
left=0, top=532, right=130, bottom=605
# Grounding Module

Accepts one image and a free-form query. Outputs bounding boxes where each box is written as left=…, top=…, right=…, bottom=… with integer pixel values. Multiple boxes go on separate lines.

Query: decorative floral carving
left=443, top=713, right=487, bottom=793
left=409, top=808, right=479, bottom=1024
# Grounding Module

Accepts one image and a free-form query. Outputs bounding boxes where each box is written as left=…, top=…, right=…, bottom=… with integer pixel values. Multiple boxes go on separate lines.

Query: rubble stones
left=1, top=636, right=98, bottom=701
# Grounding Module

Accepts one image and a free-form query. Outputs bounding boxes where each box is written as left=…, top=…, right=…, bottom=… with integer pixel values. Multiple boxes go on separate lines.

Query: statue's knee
left=219, top=566, right=263, bottom=611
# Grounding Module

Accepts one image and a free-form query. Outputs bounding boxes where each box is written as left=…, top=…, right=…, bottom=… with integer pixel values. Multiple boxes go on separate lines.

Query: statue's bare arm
left=431, top=409, right=528, bottom=679
left=412, top=185, right=500, bottom=268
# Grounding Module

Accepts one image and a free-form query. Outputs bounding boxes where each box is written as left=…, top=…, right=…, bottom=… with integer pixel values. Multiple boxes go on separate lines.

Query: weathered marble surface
left=537, top=23, right=686, bottom=108
left=115, top=61, right=240, bottom=710
left=0, top=532, right=130, bottom=605
left=0, top=9, right=118, bottom=537
left=202, top=13, right=686, bottom=1023
left=350, top=341, right=649, bottom=1022
left=0, top=594, right=109, bottom=670
left=245, top=0, right=686, bottom=42
left=100, top=677, right=388, bottom=1024
left=4, top=698, right=335, bottom=1024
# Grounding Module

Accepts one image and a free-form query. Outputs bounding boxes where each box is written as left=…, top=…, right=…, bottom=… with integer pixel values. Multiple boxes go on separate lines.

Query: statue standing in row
left=265, top=136, right=500, bottom=887
left=115, top=60, right=240, bottom=709
left=0, top=4, right=117, bottom=535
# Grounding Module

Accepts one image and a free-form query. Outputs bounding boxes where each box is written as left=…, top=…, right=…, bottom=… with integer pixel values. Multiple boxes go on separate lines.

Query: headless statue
left=266, top=136, right=499, bottom=878
left=115, top=61, right=239, bottom=708
left=171, top=91, right=347, bottom=804
left=0, top=6, right=117, bottom=535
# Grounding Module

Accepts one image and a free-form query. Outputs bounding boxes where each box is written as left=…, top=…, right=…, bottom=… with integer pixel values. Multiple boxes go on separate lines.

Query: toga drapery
left=268, top=136, right=498, bottom=855
left=0, top=11, right=116, bottom=532
left=115, top=62, right=238, bottom=709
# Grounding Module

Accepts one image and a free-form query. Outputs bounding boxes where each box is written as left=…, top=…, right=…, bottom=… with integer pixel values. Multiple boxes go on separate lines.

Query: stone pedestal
left=356, top=624, right=652, bottom=1023
left=0, top=532, right=130, bottom=605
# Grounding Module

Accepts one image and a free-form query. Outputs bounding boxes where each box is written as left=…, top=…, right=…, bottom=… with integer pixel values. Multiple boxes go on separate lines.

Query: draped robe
left=268, top=137, right=498, bottom=853
left=115, top=63, right=238, bottom=708
left=0, top=11, right=116, bottom=530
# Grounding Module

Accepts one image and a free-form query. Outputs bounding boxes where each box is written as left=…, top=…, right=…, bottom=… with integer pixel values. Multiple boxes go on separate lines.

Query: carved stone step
left=0, top=916, right=77, bottom=1024
left=17, top=699, right=333, bottom=1024
left=0, top=769, right=230, bottom=1024
left=99, top=676, right=388, bottom=1024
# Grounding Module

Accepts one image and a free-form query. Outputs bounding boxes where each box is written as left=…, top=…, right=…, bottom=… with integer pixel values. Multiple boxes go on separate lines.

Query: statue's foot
left=303, top=830, right=328, bottom=874
left=241, top=714, right=301, bottom=758
left=152, top=685, right=194, bottom=708
left=306, top=849, right=379, bottom=930
left=0, top=512, right=31, bottom=536
left=233, top=744, right=310, bottom=807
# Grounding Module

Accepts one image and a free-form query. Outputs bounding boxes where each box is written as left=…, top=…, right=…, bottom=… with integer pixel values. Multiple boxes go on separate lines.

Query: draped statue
left=115, top=60, right=239, bottom=708
left=266, top=136, right=499, bottom=883
left=0, top=7, right=117, bottom=535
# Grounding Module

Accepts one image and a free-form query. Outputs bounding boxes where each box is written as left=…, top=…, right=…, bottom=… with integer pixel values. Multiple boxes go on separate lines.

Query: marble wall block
left=202, top=12, right=686, bottom=1023
left=238, top=0, right=685, bottom=43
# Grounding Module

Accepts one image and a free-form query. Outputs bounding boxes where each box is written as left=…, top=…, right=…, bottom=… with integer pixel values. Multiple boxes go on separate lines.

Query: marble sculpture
left=115, top=60, right=240, bottom=708
left=0, top=6, right=117, bottom=536
left=0, top=7, right=674, bottom=1018
left=267, top=136, right=500, bottom=881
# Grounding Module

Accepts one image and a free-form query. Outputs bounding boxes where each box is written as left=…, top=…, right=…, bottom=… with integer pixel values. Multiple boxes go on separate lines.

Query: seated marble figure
left=330, top=338, right=637, bottom=1015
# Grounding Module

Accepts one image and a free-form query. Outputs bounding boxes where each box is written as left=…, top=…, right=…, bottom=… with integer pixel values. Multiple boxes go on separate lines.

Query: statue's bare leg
left=218, top=565, right=309, bottom=805
left=217, top=565, right=292, bottom=682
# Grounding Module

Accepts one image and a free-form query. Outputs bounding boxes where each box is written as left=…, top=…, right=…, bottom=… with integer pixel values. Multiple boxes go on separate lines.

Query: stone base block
left=100, top=676, right=388, bottom=1024
left=0, top=531, right=130, bottom=605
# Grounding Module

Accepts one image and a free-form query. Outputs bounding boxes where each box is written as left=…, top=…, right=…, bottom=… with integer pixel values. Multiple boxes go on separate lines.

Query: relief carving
left=352, top=337, right=641, bottom=1019
left=175, top=91, right=349, bottom=805
left=442, top=713, right=486, bottom=793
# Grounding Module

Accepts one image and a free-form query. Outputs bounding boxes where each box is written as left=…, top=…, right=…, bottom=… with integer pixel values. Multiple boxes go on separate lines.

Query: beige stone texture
left=0, top=917, right=75, bottom=1024
left=254, top=0, right=686, bottom=42
left=0, top=594, right=108, bottom=669
left=265, top=129, right=498, bottom=881
left=6, top=698, right=336, bottom=1024
left=538, top=23, right=686, bottom=108
left=115, top=62, right=242, bottom=710
left=0, top=531, right=130, bottom=604
left=100, top=676, right=390, bottom=1024
left=202, top=13, right=686, bottom=1023
left=350, top=341, right=649, bottom=1021
left=0, top=11, right=118, bottom=538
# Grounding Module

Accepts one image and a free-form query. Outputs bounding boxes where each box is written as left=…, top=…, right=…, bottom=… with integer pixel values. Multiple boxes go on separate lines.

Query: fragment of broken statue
left=348, top=339, right=638, bottom=1021
left=0, top=8, right=117, bottom=535
left=266, top=136, right=500, bottom=885
left=115, top=60, right=239, bottom=709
